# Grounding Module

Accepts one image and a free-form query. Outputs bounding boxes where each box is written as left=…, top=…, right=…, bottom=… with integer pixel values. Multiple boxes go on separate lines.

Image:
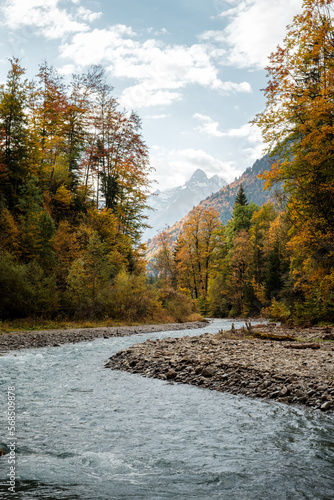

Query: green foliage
left=0, top=253, right=59, bottom=319
left=0, top=58, right=34, bottom=210
left=265, top=242, right=282, bottom=300
left=107, top=270, right=162, bottom=322
left=234, top=184, right=248, bottom=206
left=25, top=261, right=60, bottom=318
left=65, top=232, right=116, bottom=317
left=158, top=287, right=198, bottom=323
left=207, top=270, right=232, bottom=317
left=17, top=175, right=55, bottom=266
left=0, top=252, right=31, bottom=318
left=228, top=202, right=258, bottom=234
left=262, top=298, right=291, bottom=323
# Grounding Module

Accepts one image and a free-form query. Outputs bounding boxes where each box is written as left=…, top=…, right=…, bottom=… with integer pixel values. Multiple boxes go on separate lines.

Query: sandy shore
left=105, top=323, right=334, bottom=412
left=0, top=321, right=208, bottom=352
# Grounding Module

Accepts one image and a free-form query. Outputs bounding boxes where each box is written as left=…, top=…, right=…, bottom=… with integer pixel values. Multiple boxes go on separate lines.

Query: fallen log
left=284, top=342, right=321, bottom=350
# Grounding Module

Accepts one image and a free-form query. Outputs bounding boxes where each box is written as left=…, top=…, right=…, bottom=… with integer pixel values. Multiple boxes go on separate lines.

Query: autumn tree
left=77, top=70, right=152, bottom=244
left=0, top=59, right=161, bottom=322
left=253, top=0, right=334, bottom=322
left=31, top=63, right=68, bottom=184
left=153, top=230, right=176, bottom=285
left=17, top=175, right=55, bottom=267
left=254, top=0, right=334, bottom=262
left=175, top=207, right=221, bottom=301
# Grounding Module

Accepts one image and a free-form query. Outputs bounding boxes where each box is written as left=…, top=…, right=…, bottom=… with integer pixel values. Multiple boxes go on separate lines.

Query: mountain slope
left=143, top=168, right=227, bottom=241
left=199, top=154, right=276, bottom=224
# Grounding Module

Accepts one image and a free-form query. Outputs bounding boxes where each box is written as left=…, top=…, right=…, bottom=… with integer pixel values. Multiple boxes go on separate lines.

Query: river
left=0, top=319, right=333, bottom=499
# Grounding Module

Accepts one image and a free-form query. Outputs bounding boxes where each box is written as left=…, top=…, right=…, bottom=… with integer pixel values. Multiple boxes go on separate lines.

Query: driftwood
left=284, top=342, right=321, bottom=350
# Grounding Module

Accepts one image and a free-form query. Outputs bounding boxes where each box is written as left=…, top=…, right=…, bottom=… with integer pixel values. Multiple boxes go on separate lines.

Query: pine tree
left=0, top=58, right=34, bottom=210
left=234, top=184, right=248, bottom=206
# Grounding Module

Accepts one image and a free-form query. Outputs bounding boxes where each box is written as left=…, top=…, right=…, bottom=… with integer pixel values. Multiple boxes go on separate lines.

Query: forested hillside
left=1, top=0, right=334, bottom=327
left=0, top=59, right=197, bottom=324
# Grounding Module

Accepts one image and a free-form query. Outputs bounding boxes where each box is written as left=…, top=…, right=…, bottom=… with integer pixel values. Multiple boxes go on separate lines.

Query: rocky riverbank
left=0, top=321, right=208, bottom=352
left=105, top=323, right=334, bottom=412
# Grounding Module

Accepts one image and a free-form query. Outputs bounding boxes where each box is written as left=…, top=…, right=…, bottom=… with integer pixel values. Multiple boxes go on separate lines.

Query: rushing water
left=0, top=319, right=333, bottom=500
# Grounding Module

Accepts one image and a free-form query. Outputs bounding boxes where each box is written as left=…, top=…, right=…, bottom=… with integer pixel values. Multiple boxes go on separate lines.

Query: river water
left=0, top=319, right=333, bottom=499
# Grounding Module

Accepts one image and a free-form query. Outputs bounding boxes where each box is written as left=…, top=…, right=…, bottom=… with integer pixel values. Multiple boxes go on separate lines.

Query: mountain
left=145, top=154, right=279, bottom=263
left=143, top=169, right=227, bottom=241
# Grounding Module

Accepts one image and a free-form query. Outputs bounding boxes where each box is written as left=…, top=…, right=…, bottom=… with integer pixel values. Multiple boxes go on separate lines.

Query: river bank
left=0, top=321, right=208, bottom=352
left=106, top=323, right=334, bottom=412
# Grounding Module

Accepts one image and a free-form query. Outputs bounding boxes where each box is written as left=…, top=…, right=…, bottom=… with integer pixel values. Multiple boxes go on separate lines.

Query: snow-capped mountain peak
left=143, top=169, right=226, bottom=241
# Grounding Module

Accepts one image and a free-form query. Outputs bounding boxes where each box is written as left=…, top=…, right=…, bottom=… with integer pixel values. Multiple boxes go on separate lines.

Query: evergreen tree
left=0, top=58, right=34, bottom=210
left=234, top=184, right=248, bottom=206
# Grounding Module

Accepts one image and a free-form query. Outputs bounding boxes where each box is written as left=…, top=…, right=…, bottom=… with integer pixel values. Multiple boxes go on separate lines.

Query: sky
left=0, top=0, right=304, bottom=190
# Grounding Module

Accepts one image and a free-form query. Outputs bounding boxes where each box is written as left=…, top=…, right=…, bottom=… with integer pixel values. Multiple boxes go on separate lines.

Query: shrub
left=0, top=253, right=59, bottom=319
left=158, top=287, right=198, bottom=322
left=107, top=270, right=162, bottom=322
left=0, top=252, right=31, bottom=319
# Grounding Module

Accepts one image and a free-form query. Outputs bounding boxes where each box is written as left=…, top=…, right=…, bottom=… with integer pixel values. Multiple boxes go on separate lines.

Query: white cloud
left=193, top=114, right=264, bottom=160
left=58, top=63, right=76, bottom=75
left=225, top=122, right=261, bottom=142
left=60, top=28, right=252, bottom=108
left=145, top=114, right=170, bottom=120
left=193, top=113, right=224, bottom=137
left=1, top=1, right=256, bottom=110
left=151, top=147, right=242, bottom=189
left=120, top=86, right=182, bottom=108
left=76, top=6, right=102, bottom=23
left=1, top=0, right=102, bottom=39
left=203, top=0, right=303, bottom=69
left=227, top=122, right=265, bottom=160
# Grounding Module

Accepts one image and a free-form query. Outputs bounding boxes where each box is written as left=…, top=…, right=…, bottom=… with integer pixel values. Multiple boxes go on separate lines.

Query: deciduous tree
left=175, top=207, right=220, bottom=299
left=254, top=0, right=334, bottom=260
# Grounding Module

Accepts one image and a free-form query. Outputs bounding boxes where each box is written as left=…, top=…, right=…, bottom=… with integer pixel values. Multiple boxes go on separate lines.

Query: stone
left=201, top=366, right=215, bottom=377
left=166, top=369, right=177, bottom=380
left=322, top=393, right=332, bottom=401
left=270, top=391, right=280, bottom=399
left=320, top=401, right=332, bottom=411
left=279, top=386, right=289, bottom=397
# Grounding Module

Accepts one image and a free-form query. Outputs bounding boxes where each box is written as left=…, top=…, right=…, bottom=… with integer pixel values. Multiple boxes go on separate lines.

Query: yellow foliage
left=263, top=298, right=291, bottom=322
left=53, top=184, right=72, bottom=207
left=0, top=208, right=20, bottom=254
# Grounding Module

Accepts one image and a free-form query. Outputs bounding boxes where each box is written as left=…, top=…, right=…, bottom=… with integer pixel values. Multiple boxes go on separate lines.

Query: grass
left=0, top=313, right=206, bottom=334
